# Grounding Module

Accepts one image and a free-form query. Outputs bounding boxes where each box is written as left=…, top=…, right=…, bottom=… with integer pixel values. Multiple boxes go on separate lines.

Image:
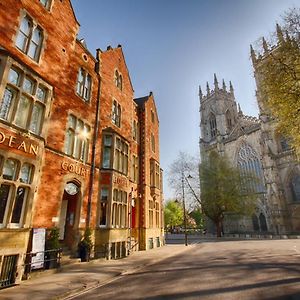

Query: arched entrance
left=59, top=181, right=80, bottom=249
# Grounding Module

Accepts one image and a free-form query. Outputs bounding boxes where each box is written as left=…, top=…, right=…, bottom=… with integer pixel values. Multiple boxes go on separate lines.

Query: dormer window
left=76, top=68, right=92, bottom=101
left=15, top=15, right=43, bottom=62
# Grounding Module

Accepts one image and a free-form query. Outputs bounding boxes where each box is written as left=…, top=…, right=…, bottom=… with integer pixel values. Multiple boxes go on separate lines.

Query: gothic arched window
left=237, top=143, right=265, bottom=193
left=226, top=110, right=233, bottom=131
left=259, top=213, right=268, bottom=231
left=209, top=113, right=217, bottom=139
left=290, top=173, right=300, bottom=202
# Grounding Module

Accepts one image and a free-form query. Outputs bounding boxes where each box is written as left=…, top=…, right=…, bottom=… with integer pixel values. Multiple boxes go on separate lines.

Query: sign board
left=31, top=228, right=46, bottom=270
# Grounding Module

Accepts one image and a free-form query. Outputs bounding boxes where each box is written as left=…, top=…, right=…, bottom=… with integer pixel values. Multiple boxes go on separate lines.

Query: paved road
left=69, top=239, right=300, bottom=300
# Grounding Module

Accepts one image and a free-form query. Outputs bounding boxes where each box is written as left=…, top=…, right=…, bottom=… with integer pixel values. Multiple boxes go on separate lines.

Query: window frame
left=76, top=68, right=92, bottom=102
left=0, top=156, right=34, bottom=229
left=15, top=14, right=43, bottom=62
left=0, top=63, right=50, bottom=136
left=64, top=114, right=90, bottom=163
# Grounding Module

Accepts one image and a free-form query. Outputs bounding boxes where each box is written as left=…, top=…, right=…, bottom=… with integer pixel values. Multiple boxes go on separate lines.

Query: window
left=132, top=120, right=139, bottom=142
left=102, top=135, right=112, bottom=169
left=64, top=115, right=90, bottom=162
left=278, top=135, right=291, bottom=152
left=0, top=67, right=48, bottom=135
left=226, top=110, right=233, bottom=131
left=149, top=200, right=154, bottom=228
left=131, top=155, right=139, bottom=183
left=99, top=188, right=108, bottom=226
left=0, top=156, right=34, bottom=228
left=151, top=134, right=155, bottom=153
left=112, top=189, right=127, bottom=228
left=114, top=70, right=122, bottom=90
left=151, top=110, right=155, bottom=123
left=150, top=159, right=160, bottom=189
left=155, top=201, right=160, bottom=228
left=114, top=137, right=128, bottom=175
left=290, top=174, right=300, bottom=202
left=112, top=100, right=121, bottom=127
left=15, top=15, right=43, bottom=61
left=76, top=68, right=92, bottom=101
left=237, top=143, right=265, bottom=193
left=39, top=0, right=51, bottom=9
left=209, top=113, right=217, bottom=139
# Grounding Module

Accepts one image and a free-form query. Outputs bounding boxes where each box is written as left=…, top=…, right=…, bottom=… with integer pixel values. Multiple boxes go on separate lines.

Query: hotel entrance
left=59, top=181, right=81, bottom=249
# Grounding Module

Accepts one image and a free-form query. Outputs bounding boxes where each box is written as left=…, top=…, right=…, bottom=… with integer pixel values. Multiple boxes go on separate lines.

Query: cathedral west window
left=0, top=66, right=49, bottom=135
left=209, top=113, right=217, bottom=139
left=0, top=156, right=34, bottom=228
left=64, top=115, right=90, bottom=163
left=76, top=68, right=92, bottom=101
left=237, top=143, right=265, bottom=193
left=15, top=15, right=43, bottom=62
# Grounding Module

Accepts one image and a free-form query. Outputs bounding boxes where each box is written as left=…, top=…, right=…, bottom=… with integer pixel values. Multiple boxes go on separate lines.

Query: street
left=67, top=239, right=300, bottom=300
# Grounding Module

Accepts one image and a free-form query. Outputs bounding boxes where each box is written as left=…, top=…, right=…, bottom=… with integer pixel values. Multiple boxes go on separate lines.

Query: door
left=59, top=200, right=68, bottom=240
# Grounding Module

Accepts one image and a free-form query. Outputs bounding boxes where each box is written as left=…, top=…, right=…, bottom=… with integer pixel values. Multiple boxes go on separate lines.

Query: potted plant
left=45, top=227, right=61, bottom=269
left=78, top=227, right=93, bottom=262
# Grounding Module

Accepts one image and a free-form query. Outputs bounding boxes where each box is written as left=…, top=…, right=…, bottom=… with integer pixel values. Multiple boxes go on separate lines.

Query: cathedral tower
left=200, top=74, right=239, bottom=147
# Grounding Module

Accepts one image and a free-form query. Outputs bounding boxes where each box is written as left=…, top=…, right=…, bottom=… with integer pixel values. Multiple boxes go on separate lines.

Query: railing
left=23, top=248, right=62, bottom=276
left=0, top=254, right=18, bottom=289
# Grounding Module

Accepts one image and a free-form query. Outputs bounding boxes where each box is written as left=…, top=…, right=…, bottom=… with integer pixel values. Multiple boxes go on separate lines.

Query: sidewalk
left=0, top=245, right=192, bottom=300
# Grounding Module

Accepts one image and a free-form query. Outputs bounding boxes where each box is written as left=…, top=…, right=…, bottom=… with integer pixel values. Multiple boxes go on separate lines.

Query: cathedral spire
left=222, top=79, right=226, bottom=91
left=199, top=85, right=203, bottom=101
left=214, top=73, right=219, bottom=91
left=276, top=23, right=284, bottom=43
left=262, top=37, right=269, bottom=53
left=250, top=44, right=257, bottom=64
left=229, top=81, right=234, bottom=96
left=206, top=82, right=210, bottom=96
left=238, top=103, right=243, bottom=116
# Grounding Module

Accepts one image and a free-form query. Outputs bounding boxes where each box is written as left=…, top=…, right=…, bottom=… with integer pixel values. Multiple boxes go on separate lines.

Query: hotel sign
left=0, top=128, right=39, bottom=157
left=61, top=161, right=89, bottom=178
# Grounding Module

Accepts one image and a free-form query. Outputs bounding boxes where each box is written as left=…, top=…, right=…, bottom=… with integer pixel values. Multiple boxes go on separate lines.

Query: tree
left=254, top=8, right=300, bottom=156
left=199, top=152, right=257, bottom=237
left=164, top=200, right=184, bottom=230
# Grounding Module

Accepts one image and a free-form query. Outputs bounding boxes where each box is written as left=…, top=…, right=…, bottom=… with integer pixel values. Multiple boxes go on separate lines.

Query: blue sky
left=71, top=0, right=298, bottom=199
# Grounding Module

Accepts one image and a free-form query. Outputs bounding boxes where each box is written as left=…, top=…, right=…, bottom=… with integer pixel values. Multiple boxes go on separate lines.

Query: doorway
left=59, top=182, right=80, bottom=249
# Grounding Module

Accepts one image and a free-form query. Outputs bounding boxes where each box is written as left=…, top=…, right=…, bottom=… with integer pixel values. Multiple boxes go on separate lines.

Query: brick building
left=0, top=0, right=163, bottom=287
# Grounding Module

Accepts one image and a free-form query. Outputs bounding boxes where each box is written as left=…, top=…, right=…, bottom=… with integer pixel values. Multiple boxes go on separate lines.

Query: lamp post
left=181, top=171, right=188, bottom=246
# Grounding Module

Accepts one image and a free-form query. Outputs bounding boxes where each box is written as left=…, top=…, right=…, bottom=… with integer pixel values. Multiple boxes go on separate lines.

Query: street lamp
left=181, top=171, right=188, bottom=246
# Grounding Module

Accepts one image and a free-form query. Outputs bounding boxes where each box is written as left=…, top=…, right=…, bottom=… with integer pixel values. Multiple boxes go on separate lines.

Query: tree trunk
left=216, top=220, right=222, bottom=238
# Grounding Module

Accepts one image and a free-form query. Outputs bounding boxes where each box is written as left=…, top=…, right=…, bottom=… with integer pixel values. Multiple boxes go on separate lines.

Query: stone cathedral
left=199, top=27, right=300, bottom=235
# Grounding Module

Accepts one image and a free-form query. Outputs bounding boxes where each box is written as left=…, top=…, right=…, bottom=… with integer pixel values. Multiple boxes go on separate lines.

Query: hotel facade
left=0, top=0, right=164, bottom=287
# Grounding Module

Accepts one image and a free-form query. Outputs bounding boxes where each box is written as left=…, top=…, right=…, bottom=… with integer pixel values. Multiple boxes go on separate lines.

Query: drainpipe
left=86, top=49, right=102, bottom=228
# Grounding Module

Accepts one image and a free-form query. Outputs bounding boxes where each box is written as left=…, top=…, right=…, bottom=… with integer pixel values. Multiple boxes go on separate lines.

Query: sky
left=71, top=0, right=298, bottom=199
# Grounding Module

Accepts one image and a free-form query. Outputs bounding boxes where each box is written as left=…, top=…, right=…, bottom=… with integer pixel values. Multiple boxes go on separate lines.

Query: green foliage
left=164, top=200, right=184, bottom=228
left=200, top=152, right=257, bottom=236
left=46, top=227, right=60, bottom=250
left=189, top=208, right=204, bottom=228
left=257, top=9, right=300, bottom=157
